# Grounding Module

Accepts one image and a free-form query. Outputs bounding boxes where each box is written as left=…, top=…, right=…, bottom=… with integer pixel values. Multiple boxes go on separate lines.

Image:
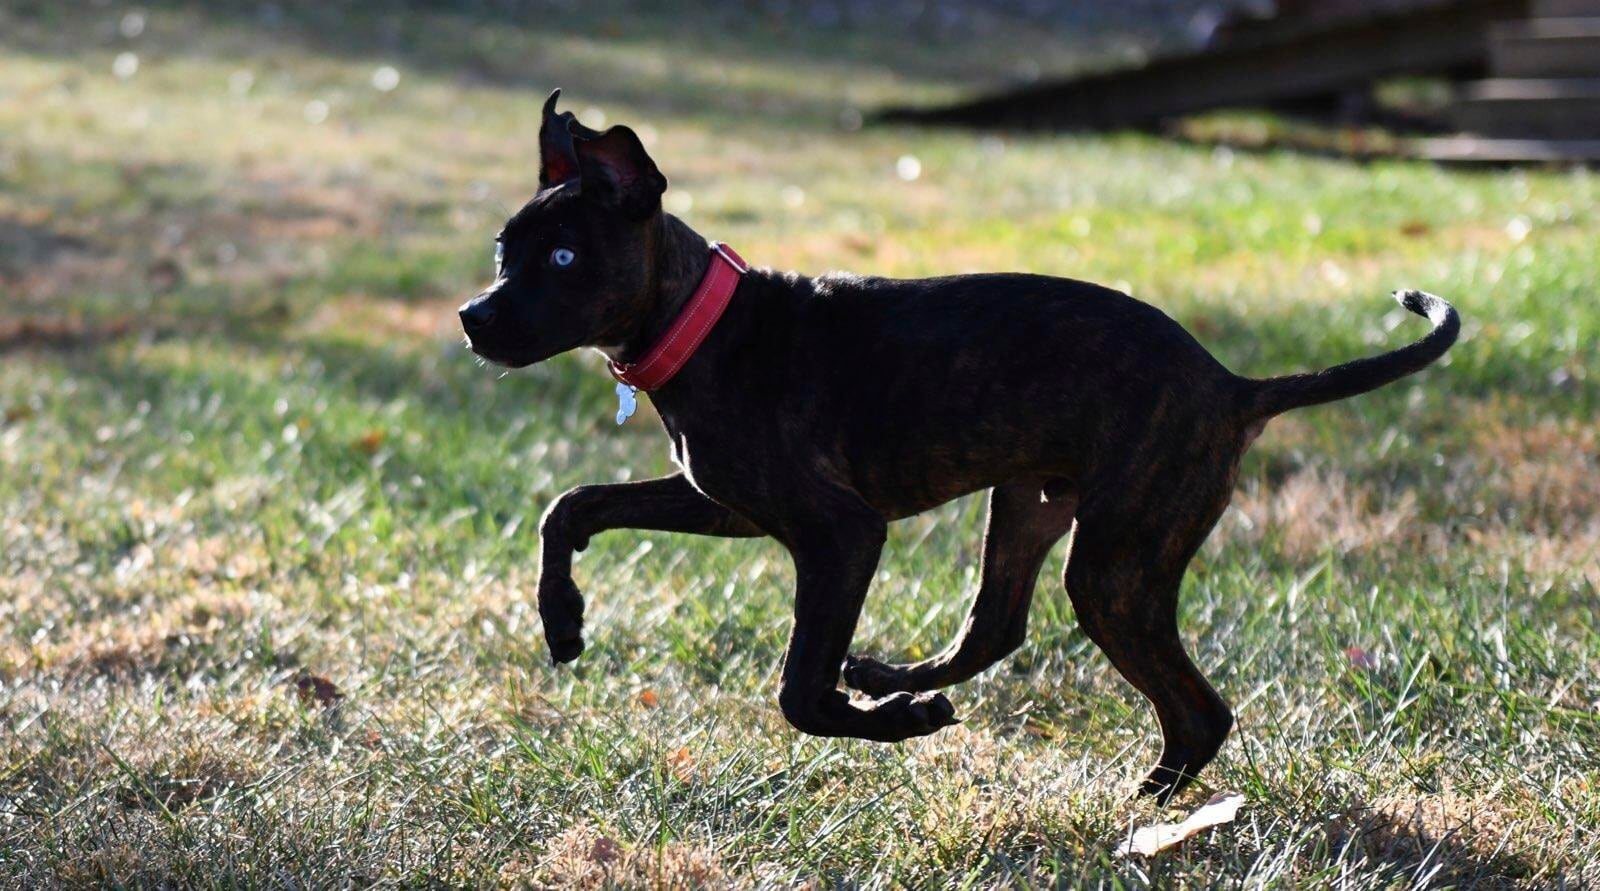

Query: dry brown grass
left=1219, top=406, right=1600, bottom=585
left=1229, top=468, right=1425, bottom=560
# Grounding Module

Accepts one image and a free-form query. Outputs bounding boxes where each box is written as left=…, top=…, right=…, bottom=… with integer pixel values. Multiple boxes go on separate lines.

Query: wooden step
left=1454, top=77, right=1600, bottom=137
left=1415, top=135, right=1600, bottom=161
left=1491, top=18, right=1600, bottom=75
left=1533, top=0, right=1600, bottom=17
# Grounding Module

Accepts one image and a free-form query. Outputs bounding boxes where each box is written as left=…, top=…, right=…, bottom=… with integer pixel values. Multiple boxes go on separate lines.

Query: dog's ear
left=539, top=89, right=581, bottom=189
left=573, top=125, right=667, bottom=219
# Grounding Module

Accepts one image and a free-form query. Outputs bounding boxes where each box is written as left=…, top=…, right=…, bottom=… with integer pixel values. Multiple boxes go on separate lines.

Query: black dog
left=459, top=91, right=1459, bottom=801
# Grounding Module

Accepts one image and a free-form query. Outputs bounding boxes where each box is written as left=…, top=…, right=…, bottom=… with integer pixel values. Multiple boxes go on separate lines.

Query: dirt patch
left=114, top=743, right=255, bottom=813
left=1330, top=785, right=1566, bottom=887
left=520, top=823, right=728, bottom=889
left=45, top=588, right=269, bottom=682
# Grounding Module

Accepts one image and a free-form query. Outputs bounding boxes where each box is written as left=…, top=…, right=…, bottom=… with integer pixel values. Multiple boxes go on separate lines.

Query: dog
left=459, top=91, right=1459, bottom=801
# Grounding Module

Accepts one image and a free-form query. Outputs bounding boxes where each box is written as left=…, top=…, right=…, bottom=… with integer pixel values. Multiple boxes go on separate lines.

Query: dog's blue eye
left=551, top=247, right=576, bottom=268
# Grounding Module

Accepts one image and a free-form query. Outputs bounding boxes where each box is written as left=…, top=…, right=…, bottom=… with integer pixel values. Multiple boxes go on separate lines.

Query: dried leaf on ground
left=1346, top=646, right=1379, bottom=671
left=666, top=746, right=695, bottom=782
left=295, top=673, right=344, bottom=707
left=1120, top=791, right=1245, bottom=857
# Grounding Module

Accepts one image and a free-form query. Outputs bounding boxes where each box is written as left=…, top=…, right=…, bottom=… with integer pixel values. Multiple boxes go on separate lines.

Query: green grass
left=2, top=1, right=1598, bottom=886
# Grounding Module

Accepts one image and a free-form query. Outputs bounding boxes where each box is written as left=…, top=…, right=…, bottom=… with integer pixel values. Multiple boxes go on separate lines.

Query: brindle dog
left=459, top=91, right=1459, bottom=801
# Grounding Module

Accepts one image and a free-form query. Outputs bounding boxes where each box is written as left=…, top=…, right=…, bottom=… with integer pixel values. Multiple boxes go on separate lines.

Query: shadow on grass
left=1323, top=798, right=1552, bottom=889
left=1, top=0, right=908, bottom=128
left=0, top=1, right=1182, bottom=81
left=0, top=217, right=101, bottom=276
left=0, top=0, right=1216, bottom=132
left=0, top=147, right=473, bottom=319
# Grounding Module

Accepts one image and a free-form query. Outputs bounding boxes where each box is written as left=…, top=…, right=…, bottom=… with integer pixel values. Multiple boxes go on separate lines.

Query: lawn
left=1, top=1, right=1597, bottom=886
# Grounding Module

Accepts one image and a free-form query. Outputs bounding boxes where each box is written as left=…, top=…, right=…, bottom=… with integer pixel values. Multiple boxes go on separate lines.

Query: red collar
left=608, top=242, right=747, bottom=391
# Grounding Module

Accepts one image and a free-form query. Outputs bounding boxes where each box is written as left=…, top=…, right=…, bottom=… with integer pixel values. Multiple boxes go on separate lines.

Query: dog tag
left=614, top=382, right=638, bottom=425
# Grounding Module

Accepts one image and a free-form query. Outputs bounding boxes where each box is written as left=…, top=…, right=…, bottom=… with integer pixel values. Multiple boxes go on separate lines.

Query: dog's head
left=459, top=90, right=667, bottom=367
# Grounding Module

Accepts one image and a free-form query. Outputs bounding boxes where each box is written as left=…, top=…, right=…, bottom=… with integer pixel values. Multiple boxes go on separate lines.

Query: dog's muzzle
left=459, top=293, right=497, bottom=332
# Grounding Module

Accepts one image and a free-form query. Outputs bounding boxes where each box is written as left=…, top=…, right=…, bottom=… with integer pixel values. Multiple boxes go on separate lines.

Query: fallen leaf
left=146, top=257, right=185, bottom=292
left=354, top=429, right=386, bottom=455
left=1187, top=315, right=1220, bottom=339
left=589, top=835, right=623, bottom=865
left=1346, top=646, right=1378, bottom=671
left=116, top=775, right=226, bottom=811
left=638, top=689, right=660, bottom=708
left=295, top=673, right=344, bottom=707
left=666, top=746, right=695, bottom=782
left=1119, top=790, right=1245, bottom=857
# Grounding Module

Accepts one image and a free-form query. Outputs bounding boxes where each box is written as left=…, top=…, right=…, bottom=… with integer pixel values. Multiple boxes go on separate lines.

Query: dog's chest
left=658, top=412, right=778, bottom=515
left=666, top=428, right=738, bottom=501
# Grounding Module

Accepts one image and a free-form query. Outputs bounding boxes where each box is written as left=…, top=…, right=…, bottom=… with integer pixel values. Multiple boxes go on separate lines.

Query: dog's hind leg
left=843, top=482, right=1076, bottom=697
left=537, top=473, right=765, bottom=664
left=1063, top=490, right=1235, bottom=804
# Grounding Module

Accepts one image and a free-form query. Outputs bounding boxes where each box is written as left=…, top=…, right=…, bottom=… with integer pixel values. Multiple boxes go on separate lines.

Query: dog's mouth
left=465, top=336, right=535, bottom=369
left=464, top=334, right=574, bottom=370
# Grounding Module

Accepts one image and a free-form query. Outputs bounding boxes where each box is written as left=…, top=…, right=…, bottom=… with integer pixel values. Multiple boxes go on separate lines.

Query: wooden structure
left=1421, top=0, right=1600, bottom=159
left=881, top=0, right=1600, bottom=163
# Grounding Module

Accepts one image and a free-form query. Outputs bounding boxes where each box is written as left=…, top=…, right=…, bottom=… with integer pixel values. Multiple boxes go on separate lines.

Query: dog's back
left=731, top=270, right=1262, bottom=507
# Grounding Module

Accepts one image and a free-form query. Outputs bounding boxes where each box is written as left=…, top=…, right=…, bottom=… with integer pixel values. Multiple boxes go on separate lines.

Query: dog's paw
left=875, top=690, right=959, bottom=741
left=842, top=654, right=908, bottom=697
left=536, top=574, right=586, bottom=665
left=547, top=631, right=585, bottom=665
left=1137, top=768, right=1186, bottom=806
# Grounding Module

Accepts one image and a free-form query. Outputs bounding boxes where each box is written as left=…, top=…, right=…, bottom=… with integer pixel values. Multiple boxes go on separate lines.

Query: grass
left=1, top=0, right=1598, bottom=885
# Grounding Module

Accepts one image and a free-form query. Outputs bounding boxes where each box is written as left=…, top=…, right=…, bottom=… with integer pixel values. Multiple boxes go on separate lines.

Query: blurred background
left=1, top=1, right=1597, bottom=886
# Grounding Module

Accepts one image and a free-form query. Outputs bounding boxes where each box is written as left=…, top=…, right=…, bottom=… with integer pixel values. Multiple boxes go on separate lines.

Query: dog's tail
left=1241, top=290, right=1459, bottom=421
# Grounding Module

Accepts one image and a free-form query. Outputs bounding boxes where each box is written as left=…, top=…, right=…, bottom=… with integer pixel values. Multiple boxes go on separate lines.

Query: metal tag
left=614, top=382, right=638, bottom=425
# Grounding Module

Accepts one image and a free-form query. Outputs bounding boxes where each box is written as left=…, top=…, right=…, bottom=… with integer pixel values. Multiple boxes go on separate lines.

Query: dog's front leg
left=538, top=473, right=764, bottom=663
left=776, top=497, right=959, bottom=742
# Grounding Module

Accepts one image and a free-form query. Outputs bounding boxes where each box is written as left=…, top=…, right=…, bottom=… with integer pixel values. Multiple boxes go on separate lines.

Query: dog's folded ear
left=574, top=125, right=667, bottom=219
left=540, top=89, right=666, bottom=217
left=539, top=89, right=582, bottom=189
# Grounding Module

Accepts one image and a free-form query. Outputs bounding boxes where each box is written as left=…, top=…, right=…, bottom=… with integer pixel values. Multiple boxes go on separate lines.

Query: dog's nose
left=459, top=295, right=496, bottom=330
